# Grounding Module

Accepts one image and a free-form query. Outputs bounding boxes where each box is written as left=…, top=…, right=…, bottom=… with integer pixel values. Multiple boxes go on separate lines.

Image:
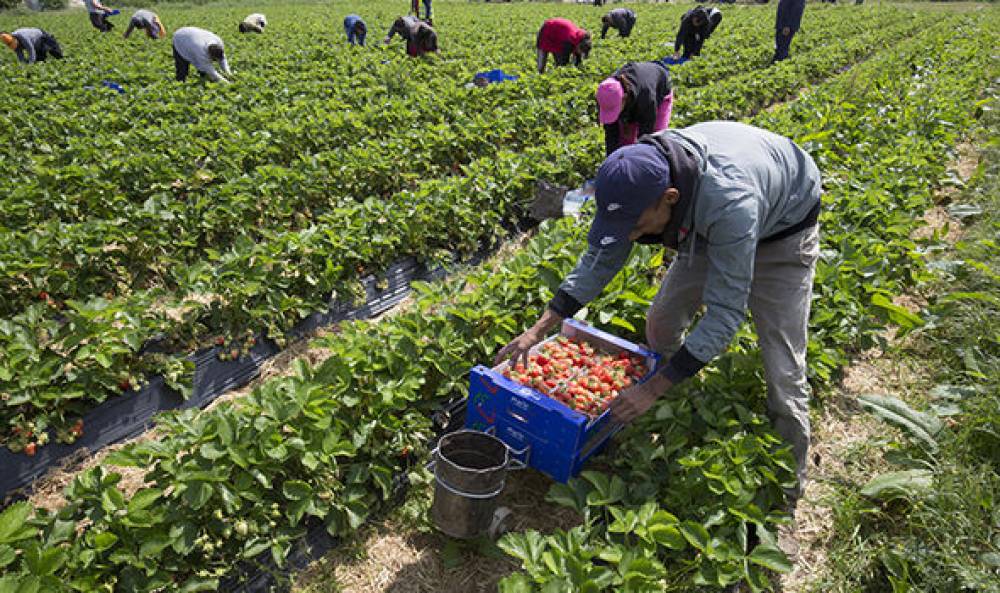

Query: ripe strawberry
left=38, top=291, right=48, bottom=300
left=25, top=442, right=36, bottom=456
left=119, top=379, right=131, bottom=392
left=230, top=348, right=240, bottom=360
left=215, top=336, right=225, bottom=346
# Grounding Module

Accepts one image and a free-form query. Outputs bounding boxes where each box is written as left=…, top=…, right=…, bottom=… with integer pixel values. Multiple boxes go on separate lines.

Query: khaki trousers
left=647, top=226, right=820, bottom=499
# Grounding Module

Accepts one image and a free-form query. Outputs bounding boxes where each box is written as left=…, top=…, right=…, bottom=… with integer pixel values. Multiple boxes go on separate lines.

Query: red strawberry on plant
left=38, top=291, right=48, bottom=301
left=25, top=442, right=36, bottom=456
left=119, top=378, right=131, bottom=392
left=215, top=336, right=226, bottom=346
left=230, top=348, right=240, bottom=360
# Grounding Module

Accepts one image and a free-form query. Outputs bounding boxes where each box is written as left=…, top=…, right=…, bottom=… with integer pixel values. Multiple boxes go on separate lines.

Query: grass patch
left=817, top=97, right=1000, bottom=593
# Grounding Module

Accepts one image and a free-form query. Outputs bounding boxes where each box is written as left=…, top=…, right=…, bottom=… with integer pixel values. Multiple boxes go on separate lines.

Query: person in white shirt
left=239, top=13, right=267, bottom=34
left=172, top=27, right=232, bottom=84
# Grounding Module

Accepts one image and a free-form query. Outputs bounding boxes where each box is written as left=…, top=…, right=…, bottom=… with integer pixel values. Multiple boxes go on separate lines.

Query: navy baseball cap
left=587, top=143, right=672, bottom=248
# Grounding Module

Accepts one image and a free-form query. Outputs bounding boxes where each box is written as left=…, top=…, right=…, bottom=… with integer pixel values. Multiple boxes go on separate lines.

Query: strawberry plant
left=0, top=1, right=938, bottom=453
left=0, top=3, right=994, bottom=593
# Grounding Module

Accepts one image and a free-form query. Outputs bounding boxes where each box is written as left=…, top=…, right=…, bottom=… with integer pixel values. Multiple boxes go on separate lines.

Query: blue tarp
left=474, top=68, right=518, bottom=84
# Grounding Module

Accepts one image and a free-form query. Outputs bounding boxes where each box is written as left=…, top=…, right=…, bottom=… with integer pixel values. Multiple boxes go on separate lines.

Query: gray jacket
left=555, top=121, right=821, bottom=381
left=11, top=28, right=44, bottom=64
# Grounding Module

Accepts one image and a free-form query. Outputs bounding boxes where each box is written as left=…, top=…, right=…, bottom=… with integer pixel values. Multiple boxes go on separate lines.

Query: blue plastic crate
left=465, top=319, right=660, bottom=483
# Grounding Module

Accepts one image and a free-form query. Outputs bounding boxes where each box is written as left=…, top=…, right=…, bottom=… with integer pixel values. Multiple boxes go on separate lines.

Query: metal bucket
left=429, top=429, right=525, bottom=539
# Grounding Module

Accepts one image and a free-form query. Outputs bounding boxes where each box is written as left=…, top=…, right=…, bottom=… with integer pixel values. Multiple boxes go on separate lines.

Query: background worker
left=84, top=0, right=116, bottom=33
left=344, top=14, right=367, bottom=46
left=536, top=18, right=591, bottom=74
left=239, top=13, right=267, bottom=34
left=173, top=27, right=233, bottom=84
left=601, top=7, right=637, bottom=39
left=597, top=61, right=674, bottom=156
left=498, top=121, right=822, bottom=514
left=774, top=0, right=805, bottom=62
left=384, top=16, right=439, bottom=57
left=674, top=5, right=722, bottom=60
left=1, top=28, right=63, bottom=63
left=124, top=9, right=166, bottom=40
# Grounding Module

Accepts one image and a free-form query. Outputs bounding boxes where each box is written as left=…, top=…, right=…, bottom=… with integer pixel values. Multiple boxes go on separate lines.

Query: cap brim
left=598, top=106, right=623, bottom=125
left=587, top=210, right=638, bottom=248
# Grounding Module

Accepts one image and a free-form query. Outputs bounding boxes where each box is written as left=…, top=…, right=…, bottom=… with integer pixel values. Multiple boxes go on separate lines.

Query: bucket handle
left=485, top=425, right=530, bottom=471
left=425, top=427, right=531, bottom=472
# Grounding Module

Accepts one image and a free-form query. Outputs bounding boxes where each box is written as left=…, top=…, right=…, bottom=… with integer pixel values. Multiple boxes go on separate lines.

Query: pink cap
left=596, top=77, right=624, bottom=125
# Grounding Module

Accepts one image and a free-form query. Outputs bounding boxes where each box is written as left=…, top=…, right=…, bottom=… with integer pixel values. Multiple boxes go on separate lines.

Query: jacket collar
left=636, top=133, right=700, bottom=249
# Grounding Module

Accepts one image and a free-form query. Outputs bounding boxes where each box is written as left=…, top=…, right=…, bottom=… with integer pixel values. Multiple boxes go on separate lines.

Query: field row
left=0, top=9, right=995, bottom=591
left=0, top=3, right=938, bottom=451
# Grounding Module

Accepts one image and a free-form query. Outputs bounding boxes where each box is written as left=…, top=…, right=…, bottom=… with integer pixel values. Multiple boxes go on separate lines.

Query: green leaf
left=183, top=482, right=213, bottom=510
left=582, top=472, right=626, bottom=506
left=748, top=542, right=793, bottom=573
left=679, top=521, right=710, bottom=552
left=282, top=480, right=313, bottom=501
left=23, top=546, right=65, bottom=576
left=860, top=470, right=934, bottom=501
left=0, top=545, right=16, bottom=569
left=199, top=442, right=227, bottom=460
left=647, top=524, right=686, bottom=550
left=139, top=534, right=172, bottom=558
left=128, top=488, right=163, bottom=515
left=870, top=293, right=924, bottom=329
left=0, top=575, right=40, bottom=593
left=0, top=502, right=35, bottom=545
left=498, top=573, right=534, bottom=593
left=92, top=532, right=118, bottom=552
left=858, top=394, right=942, bottom=450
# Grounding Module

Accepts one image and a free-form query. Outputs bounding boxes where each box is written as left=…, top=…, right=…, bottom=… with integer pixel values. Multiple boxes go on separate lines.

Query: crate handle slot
left=505, top=409, right=529, bottom=425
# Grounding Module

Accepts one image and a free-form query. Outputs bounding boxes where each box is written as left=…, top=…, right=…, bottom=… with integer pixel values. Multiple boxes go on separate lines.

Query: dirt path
left=294, top=470, right=580, bottom=593
left=779, top=142, right=978, bottom=592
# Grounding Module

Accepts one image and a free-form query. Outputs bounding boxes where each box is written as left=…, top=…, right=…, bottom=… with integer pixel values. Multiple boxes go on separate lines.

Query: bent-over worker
left=774, top=0, right=805, bottom=62
left=601, top=8, right=637, bottom=39
left=498, top=121, right=822, bottom=509
left=344, top=14, right=367, bottom=46
left=536, top=18, right=591, bottom=74
left=84, top=0, right=115, bottom=33
left=1, top=28, right=63, bottom=63
left=124, top=9, right=166, bottom=40
left=384, top=16, right=438, bottom=57
left=173, top=27, right=233, bottom=84
left=674, top=5, right=722, bottom=60
left=239, top=13, right=267, bottom=34
left=597, top=61, right=674, bottom=156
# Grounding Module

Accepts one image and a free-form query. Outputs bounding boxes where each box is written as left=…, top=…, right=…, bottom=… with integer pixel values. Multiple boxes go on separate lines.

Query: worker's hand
left=495, top=329, right=543, bottom=370
left=610, top=374, right=672, bottom=423
left=672, top=52, right=680, bottom=60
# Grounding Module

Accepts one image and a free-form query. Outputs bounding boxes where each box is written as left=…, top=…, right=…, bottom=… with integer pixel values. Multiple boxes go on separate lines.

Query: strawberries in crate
left=502, top=337, right=648, bottom=417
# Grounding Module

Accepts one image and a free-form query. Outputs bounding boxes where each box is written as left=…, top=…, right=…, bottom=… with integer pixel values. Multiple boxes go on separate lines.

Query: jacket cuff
left=659, top=345, right=707, bottom=384
left=548, top=289, right=584, bottom=319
